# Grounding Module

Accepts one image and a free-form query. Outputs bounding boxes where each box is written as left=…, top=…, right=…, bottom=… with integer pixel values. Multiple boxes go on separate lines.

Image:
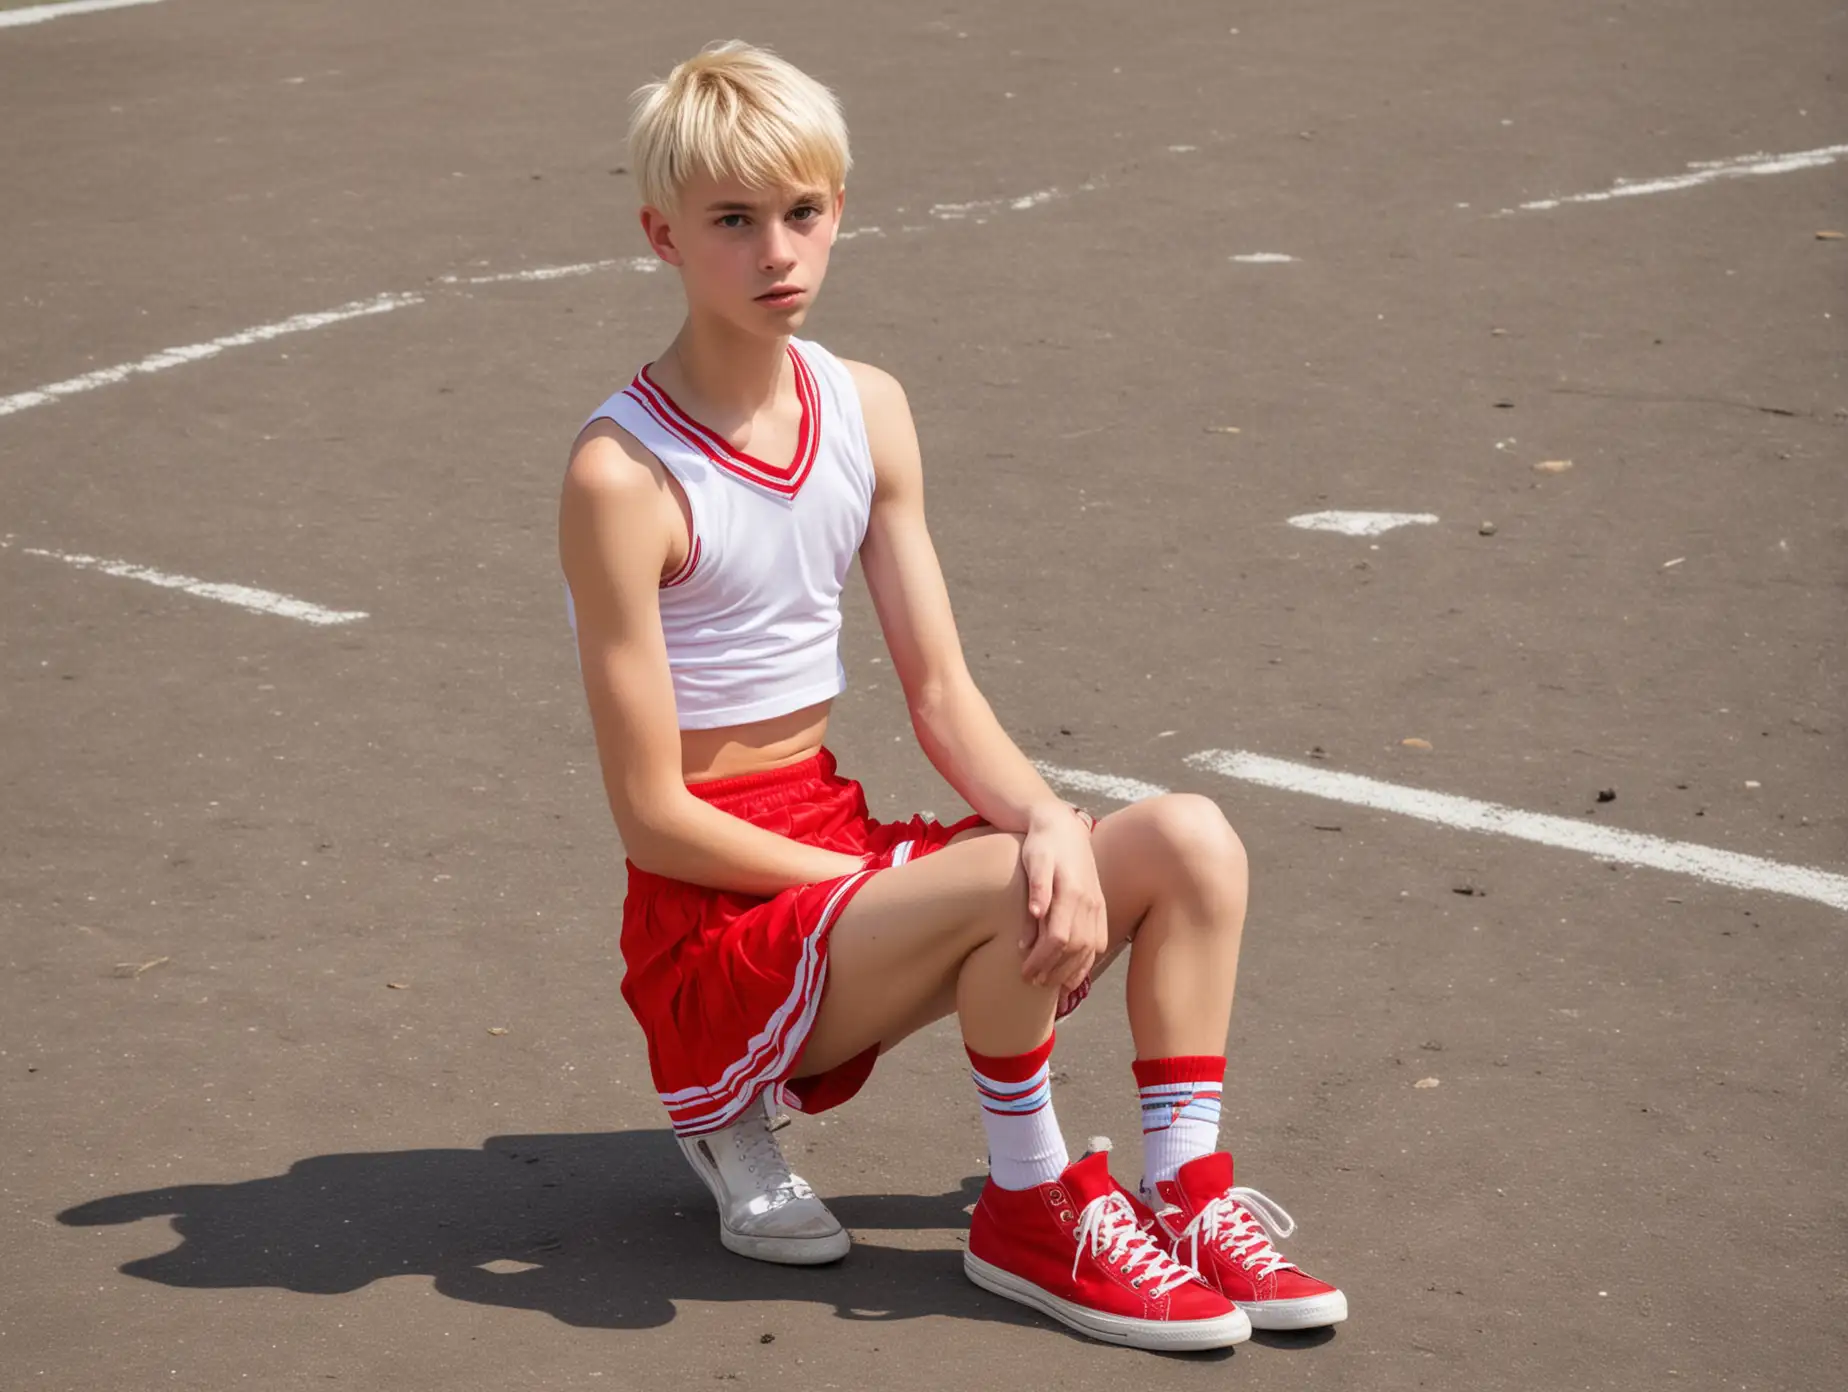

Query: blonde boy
left=557, top=41, right=1346, bottom=1350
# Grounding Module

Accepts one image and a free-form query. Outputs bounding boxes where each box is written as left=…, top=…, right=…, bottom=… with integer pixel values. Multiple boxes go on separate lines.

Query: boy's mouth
left=756, top=286, right=804, bottom=305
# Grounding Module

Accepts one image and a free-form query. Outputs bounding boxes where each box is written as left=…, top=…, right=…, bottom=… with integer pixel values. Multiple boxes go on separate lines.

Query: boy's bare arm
left=559, top=425, right=868, bottom=895
left=847, top=361, right=1075, bottom=837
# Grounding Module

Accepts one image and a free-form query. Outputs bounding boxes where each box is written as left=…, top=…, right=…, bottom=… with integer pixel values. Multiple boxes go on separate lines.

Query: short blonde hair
left=628, top=41, right=851, bottom=211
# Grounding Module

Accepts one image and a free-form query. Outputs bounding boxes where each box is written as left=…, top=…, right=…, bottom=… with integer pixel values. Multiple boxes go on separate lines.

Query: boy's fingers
left=1038, top=895, right=1077, bottom=986
left=1019, top=854, right=1052, bottom=949
left=1019, top=927, right=1054, bottom=981
left=1023, top=907, right=1072, bottom=984
left=1026, top=929, right=1068, bottom=984
left=1024, top=854, right=1054, bottom=918
left=1058, top=910, right=1103, bottom=989
left=1087, top=905, right=1109, bottom=957
left=1015, top=917, right=1040, bottom=959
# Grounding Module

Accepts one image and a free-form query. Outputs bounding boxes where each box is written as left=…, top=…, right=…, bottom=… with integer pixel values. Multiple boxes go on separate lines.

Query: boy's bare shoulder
left=839, top=359, right=925, bottom=499
left=840, top=358, right=911, bottom=420
left=563, top=417, right=667, bottom=503
left=559, top=419, right=676, bottom=589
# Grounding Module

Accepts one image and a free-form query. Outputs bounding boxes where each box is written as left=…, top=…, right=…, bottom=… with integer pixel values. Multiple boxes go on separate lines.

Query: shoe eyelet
left=1130, top=1277, right=1143, bottom=1288
left=1059, top=1209, right=1076, bottom=1223
left=1048, top=1188, right=1064, bottom=1203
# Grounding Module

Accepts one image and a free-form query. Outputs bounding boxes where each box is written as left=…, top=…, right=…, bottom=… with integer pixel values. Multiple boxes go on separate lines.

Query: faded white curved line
left=0, top=293, right=422, bottom=418
left=930, top=180, right=1099, bottom=222
left=437, top=257, right=658, bottom=285
left=9, top=543, right=368, bottom=625
left=0, top=0, right=164, bottom=28
left=0, top=152, right=1154, bottom=422
left=1507, top=143, right=1848, bottom=213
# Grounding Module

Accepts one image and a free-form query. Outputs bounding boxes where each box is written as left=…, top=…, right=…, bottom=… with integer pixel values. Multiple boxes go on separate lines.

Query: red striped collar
left=626, top=344, right=820, bottom=500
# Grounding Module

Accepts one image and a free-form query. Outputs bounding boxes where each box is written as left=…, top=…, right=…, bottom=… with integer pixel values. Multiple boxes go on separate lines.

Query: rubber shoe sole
left=1238, top=1290, right=1349, bottom=1330
left=719, top=1221, right=850, bottom=1265
left=964, top=1252, right=1252, bottom=1351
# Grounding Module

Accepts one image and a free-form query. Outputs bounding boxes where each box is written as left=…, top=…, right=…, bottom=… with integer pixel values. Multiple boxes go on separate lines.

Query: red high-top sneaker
left=1149, top=1153, right=1349, bottom=1330
left=965, top=1151, right=1251, bottom=1350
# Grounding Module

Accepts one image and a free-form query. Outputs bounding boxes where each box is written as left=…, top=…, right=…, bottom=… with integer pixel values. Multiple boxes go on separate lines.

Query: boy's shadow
left=57, top=1128, right=1035, bottom=1332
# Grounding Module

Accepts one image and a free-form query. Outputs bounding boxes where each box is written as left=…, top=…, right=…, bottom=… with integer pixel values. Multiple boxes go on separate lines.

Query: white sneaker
left=675, top=1094, right=850, bottom=1265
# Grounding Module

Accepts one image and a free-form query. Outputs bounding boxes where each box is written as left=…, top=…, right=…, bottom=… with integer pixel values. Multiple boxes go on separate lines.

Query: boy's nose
left=760, top=226, right=797, bottom=272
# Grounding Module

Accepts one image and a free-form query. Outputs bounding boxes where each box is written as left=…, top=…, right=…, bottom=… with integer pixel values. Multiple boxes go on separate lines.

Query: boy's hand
left=1018, top=803, right=1105, bottom=992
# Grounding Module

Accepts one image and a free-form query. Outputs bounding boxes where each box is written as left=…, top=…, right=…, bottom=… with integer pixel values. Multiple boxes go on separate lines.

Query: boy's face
left=641, top=172, right=845, bottom=335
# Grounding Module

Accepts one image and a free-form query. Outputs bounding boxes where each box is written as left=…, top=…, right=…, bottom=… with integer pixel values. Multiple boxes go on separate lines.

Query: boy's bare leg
left=792, top=793, right=1247, bottom=1077
left=794, top=797, right=1268, bottom=1349
left=793, top=830, right=1059, bottom=1071
left=1102, top=795, right=1247, bottom=1058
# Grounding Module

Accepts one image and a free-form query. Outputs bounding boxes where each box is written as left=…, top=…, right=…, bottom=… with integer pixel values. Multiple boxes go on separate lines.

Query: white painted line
left=1188, top=749, right=1848, bottom=913
left=436, top=257, right=657, bottom=285
left=1508, top=143, right=1848, bottom=213
left=1034, top=761, right=1169, bottom=804
left=9, top=544, right=368, bottom=625
left=1232, top=253, right=1297, bottom=263
left=930, top=181, right=1099, bottom=222
left=0, top=0, right=164, bottom=28
left=1288, top=511, right=1439, bottom=537
left=0, top=292, right=422, bottom=419
left=0, top=145, right=1162, bottom=423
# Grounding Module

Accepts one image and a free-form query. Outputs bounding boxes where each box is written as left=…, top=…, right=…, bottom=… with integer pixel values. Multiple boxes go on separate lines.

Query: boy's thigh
left=789, top=830, right=1027, bottom=1078
left=867, top=804, right=1179, bottom=1053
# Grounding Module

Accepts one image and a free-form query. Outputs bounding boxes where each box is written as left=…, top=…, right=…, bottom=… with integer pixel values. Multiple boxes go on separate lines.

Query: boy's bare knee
left=1147, top=794, right=1249, bottom=903
left=959, top=831, right=1037, bottom=947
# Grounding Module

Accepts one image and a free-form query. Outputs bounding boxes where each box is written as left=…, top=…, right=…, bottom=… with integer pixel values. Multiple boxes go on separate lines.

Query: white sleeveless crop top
left=564, top=337, right=876, bottom=730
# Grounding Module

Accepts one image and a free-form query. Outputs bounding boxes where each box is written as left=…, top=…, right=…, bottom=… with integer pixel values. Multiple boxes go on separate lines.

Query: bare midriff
left=680, top=698, right=834, bottom=784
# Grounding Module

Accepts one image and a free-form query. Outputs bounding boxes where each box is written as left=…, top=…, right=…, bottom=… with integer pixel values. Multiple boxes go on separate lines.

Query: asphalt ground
left=2, top=2, right=1844, bottom=1389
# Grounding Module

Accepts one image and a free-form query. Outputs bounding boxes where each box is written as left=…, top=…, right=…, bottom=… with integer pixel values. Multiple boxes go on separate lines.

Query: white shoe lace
left=1180, top=1187, right=1300, bottom=1279
left=1073, top=1192, right=1199, bottom=1299
left=732, top=1112, right=816, bottom=1207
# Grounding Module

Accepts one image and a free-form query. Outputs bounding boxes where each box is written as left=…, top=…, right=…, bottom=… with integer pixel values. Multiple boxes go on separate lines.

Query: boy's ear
left=830, top=187, right=846, bottom=245
left=640, top=205, right=684, bottom=267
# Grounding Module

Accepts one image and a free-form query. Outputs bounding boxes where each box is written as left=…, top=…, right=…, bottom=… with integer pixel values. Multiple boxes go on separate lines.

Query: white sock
left=1136, top=1064, right=1224, bottom=1191
left=969, top=1045, right=1070, bottom=1190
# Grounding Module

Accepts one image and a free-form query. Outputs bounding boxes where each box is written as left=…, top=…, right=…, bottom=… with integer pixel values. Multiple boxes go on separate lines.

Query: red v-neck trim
left=628, top=344, right=821, bottom=500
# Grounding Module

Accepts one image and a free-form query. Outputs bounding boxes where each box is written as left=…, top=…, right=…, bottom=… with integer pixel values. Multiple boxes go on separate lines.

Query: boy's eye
left=716, top=214, right=749, bottom=229
left=789, top=204, right=821, bottom=222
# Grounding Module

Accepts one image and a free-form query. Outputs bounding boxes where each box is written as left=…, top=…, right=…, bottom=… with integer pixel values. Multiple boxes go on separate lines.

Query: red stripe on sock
left=966, top=1032, right=1055, bottom=1083
left=1132, top=1055, right=1227, bottom=1089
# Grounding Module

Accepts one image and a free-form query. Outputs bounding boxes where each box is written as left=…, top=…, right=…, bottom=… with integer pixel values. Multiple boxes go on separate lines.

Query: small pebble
left=1479, top=521, right=1498, bottom=536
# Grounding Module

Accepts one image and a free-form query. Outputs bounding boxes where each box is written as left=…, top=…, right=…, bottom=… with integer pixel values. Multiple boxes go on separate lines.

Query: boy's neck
left=657, top=313, right=794, bottom=420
